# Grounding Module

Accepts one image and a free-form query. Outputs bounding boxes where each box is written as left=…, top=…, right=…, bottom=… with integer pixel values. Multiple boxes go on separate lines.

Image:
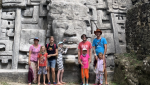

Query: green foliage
left=0, top=82, right=10, bottom=85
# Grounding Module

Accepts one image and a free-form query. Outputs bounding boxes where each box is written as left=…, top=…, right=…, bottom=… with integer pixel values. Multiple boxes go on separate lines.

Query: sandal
left=48, top=82, right=51, bottom=85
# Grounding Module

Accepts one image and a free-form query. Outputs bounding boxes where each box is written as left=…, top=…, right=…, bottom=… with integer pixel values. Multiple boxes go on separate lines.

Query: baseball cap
left=34, top=37, right=39, bottom=41
left=82, top=48, right=87, bottom=51
left=58, top=42, right=63, bottom=45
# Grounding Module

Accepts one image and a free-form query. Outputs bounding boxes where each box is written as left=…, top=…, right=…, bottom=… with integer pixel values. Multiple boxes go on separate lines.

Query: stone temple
left=0, top=0, right=132, bottom=83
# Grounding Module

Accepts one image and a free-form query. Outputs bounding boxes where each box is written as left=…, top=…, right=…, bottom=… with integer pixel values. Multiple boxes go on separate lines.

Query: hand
left=81, top=63, right=84, bottom=66
left=63, top=39, right=66, bottom=42
left=28, top=61, right=31, bottom=66
left=95, top=55, right=98, bottom=60
left=103, top=55, right=105, bottom=59
left=88, top=65, right=90, bottom=69
left=47, top=55, right=51, bottom=58
left=89, top=59, right=91, bottom=63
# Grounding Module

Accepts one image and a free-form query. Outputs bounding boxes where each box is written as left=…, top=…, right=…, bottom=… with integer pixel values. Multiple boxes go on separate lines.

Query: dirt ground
left=0, top=82, right=114, bottom=85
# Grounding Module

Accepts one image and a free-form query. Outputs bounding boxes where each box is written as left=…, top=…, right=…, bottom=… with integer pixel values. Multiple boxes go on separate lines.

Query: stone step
left=0, top=69, right=114, bottom=83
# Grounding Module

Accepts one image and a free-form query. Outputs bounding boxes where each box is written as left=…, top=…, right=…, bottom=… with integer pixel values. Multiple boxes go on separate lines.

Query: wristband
left=94, top=54, right=97, bottom=56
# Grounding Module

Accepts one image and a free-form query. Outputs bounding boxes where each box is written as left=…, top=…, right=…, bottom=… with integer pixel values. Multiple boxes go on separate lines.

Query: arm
left=62, top=48, right=68, bottom=54
left=89, top=49, right=92, bottom=63
left=103, top=44, right=107, bottom=67
left=103, top=61, right=105, bottom=72
left=48, top=49, right=58, bottom=57
left=78, top=49, right=80, bottom=63
left=28, top=50, right=32, bottom=66
left=38, top=57, right=39, bottom=70
left=79, top=58, right=83, bottom=66
left=88, top=58, right=90, bottom=69
left=93, top=46, right=98, bottom=60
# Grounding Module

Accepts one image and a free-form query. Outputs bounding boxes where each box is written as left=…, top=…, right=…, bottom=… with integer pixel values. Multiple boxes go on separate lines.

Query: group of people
left=28, top=29, right=108, bottom=85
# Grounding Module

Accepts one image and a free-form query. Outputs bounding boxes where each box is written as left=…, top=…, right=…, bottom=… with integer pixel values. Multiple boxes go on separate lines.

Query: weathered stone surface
left=2, top=0, right=26, bottom=7
left=19, top=29, right=46, bottom=52
left=1, top=20, right=15, bottom=29
left=101, top=33, right=115, bottom=54
left=48, top=1, right=89, bottom=20
left=2, top=12, right=15, bottom=19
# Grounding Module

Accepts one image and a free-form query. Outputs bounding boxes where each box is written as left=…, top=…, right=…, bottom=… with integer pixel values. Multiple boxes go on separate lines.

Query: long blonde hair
left=40, top=46, right=47, bottom=54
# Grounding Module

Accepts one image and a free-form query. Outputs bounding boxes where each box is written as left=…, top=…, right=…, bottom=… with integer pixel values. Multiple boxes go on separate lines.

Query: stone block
left=1, top=20, right=15, bottom=29
left=19, top=29, right=46, bottom=52
left=39, top=0, right=47, bottom=16
left=6, top=29, right=14, bottom=37
left=0, top=40, right=13, bottom=51
left=2, top=0, right=26, bottom=7
left=22, top=6, right=39, bottom=24
left=48, top=1, right=89, bottom=20
left=97, top=10, right=111, bottom=29
left=101, top=33, right=115, bottom=54
left=106, top=55, right=115, bottom=67
left=1, top=12, right=15, bottom=20
left=22, top=7, right=33, bottom=17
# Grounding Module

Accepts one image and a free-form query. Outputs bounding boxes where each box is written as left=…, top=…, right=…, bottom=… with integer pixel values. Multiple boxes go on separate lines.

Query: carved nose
left=64, top=25, right=76, bottom=37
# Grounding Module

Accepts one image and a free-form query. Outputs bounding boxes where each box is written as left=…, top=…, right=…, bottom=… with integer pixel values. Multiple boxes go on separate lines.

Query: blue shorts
left=47, top=59, right=56, bottom=68
left=38, top=66, right=47, bottom=74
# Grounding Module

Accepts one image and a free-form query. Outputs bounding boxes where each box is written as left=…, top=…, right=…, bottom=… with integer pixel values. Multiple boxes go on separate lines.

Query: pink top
left=80, top=54, right=90, bottom=68
left=78, top=41, right=92, bottom=56
left=29, top=45, right=41, bottom=62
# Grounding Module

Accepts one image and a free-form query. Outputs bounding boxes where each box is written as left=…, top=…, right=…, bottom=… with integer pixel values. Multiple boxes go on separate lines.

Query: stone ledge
left=0, top=69, right=114, bottom=83
left=0, top=69, right=28, bottom=83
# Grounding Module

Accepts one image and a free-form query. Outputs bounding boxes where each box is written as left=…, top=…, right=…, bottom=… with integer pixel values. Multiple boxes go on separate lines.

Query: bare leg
left=60, top=69, right=65, bottom=84
left=82, top=78, right=85, bottom=84
left=104, top=68, right=108, bottom=84
left=86, top=78, right=88, bottom=84
left=43, top=74, right=46, bottom=85
left=51, top=68, right=55, bottom=82
left=47, top=67, right=50, bottom=83
left=57, top=70, right=62, bottom=85
left=38, top=74, right=41, bottom=85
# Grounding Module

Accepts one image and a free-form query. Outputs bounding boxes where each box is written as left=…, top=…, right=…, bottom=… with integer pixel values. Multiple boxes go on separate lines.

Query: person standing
left=78, top=34, right=92, bottom=64
left=45, top=36, right=58, bottom=85
left=57, top=41, right=69, bottom=85
left=28, top=37, right=41, bottom=85
left=37, top=46, right=48, bottom=85
left=92, top=29, right=108, bottom=85
left=79, top=48, right=90, bottom=85
left=78, top=34, right=92, bottom=85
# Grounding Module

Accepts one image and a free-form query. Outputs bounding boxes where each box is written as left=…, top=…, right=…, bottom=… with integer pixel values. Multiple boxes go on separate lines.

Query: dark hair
left=81, top=34, right=87, bottom=39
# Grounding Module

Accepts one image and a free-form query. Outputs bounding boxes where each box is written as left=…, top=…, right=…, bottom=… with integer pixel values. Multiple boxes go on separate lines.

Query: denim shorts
left=47, top=59, right=56, bottom=68
left=38, top=66, right=47, bottom=74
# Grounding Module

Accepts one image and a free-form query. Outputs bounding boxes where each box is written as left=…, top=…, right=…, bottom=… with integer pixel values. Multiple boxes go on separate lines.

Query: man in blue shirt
left=92, top=29, right=108, bottom=85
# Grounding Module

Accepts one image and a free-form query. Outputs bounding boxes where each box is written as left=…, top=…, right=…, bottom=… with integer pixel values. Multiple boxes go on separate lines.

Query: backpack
left=46, top=43, right=58, bottom=58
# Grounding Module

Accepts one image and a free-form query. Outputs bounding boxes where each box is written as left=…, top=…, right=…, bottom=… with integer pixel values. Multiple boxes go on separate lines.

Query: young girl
left=94, top=52, right=105, bottom=85
left=57, top=41, right=68, bottom=85
left=79, top=48, right=90, bottom=85
left=37, top=46, right=48, bottom=85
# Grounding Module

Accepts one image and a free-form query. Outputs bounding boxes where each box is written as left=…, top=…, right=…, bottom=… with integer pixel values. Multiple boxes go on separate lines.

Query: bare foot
left=43, top=83, right=47, bottom=85
left=38, top=83, right=40, bottom=85
left=57, top=82, right=62, bottom=85
left=60, top=82, right=66, bottom=84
